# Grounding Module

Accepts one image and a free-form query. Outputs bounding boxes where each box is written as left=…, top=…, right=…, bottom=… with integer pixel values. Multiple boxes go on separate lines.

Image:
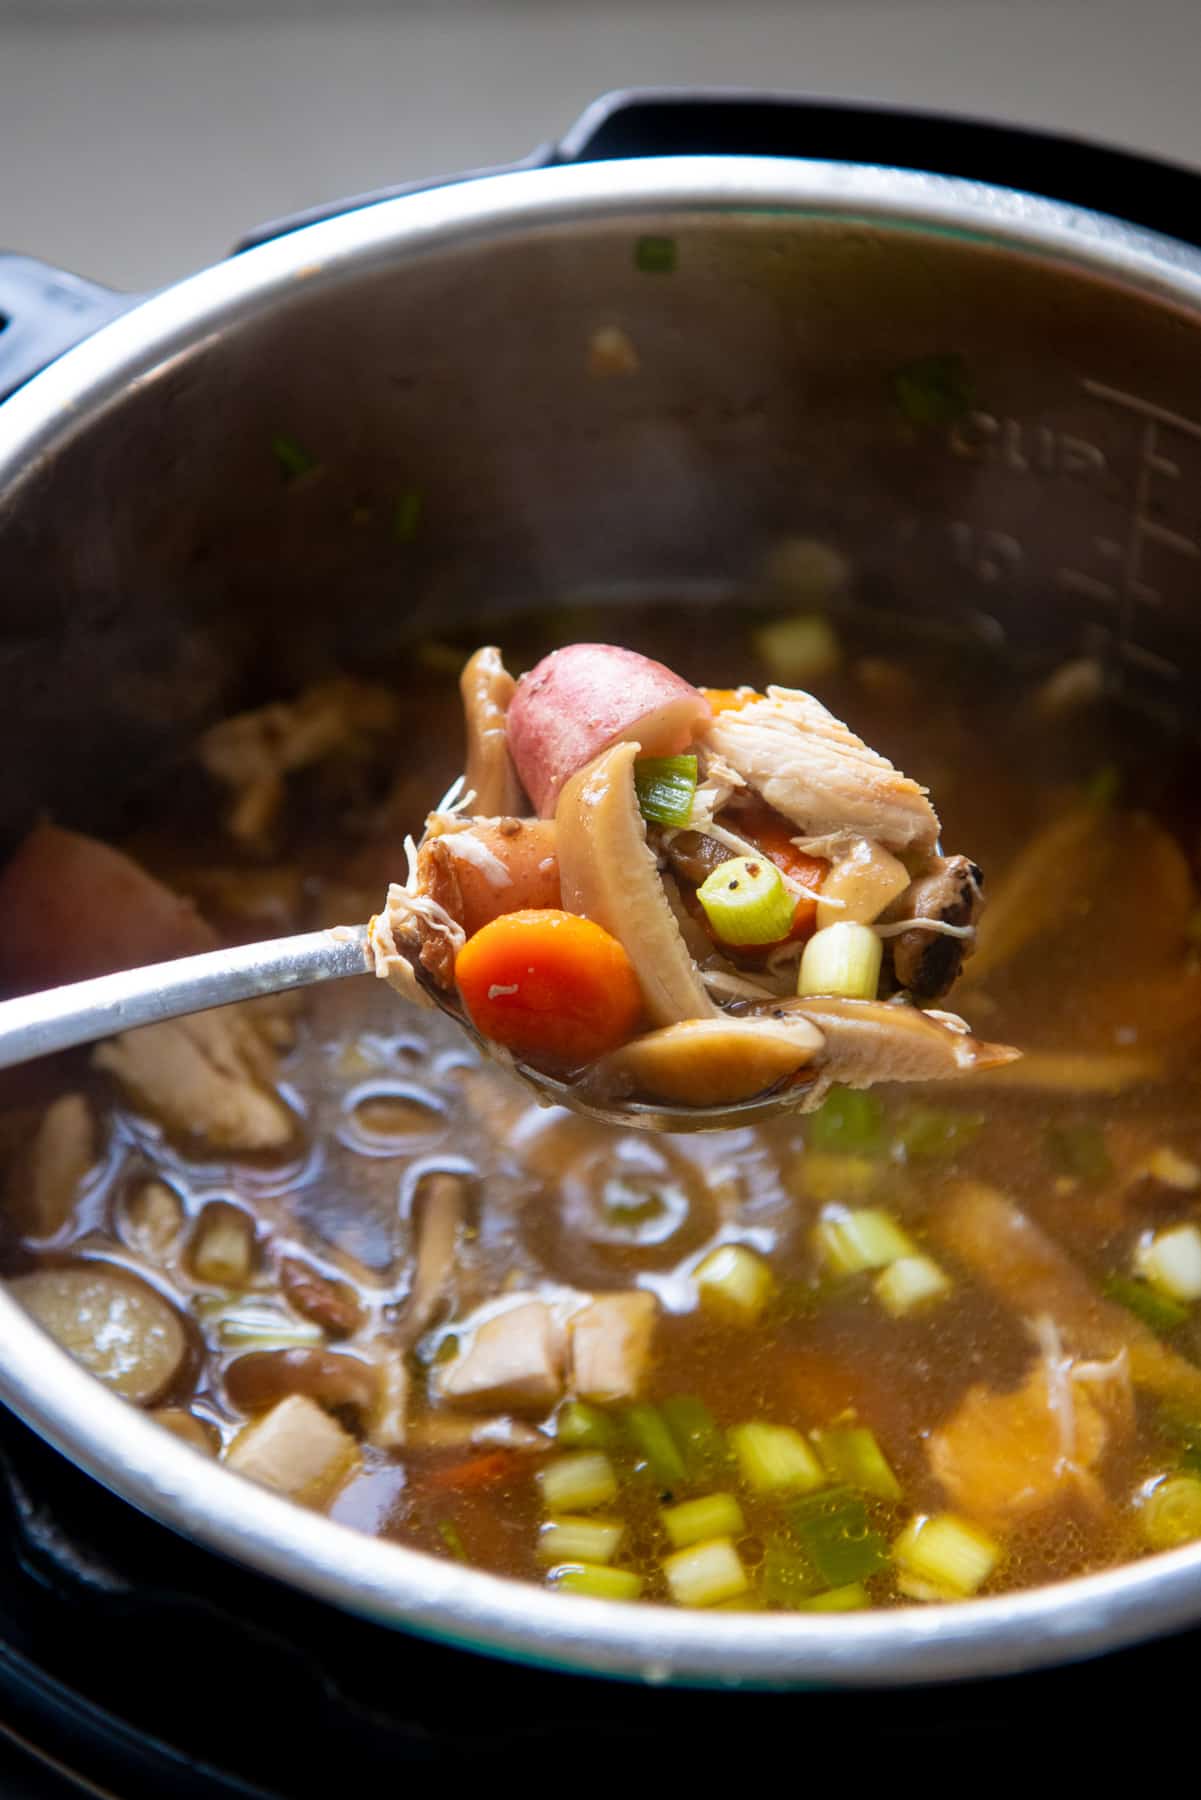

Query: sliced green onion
left=790, top=1488, right=889, bottom=1587
left=694, top=1243, right=777, bottom=1325
left=798, top=922, right=883, bottom=1000
left=393, top=489, right=422, bottom=542
left=549, top=1562, right=643, bottom=1601
left=696, top=855, right=796, bottom=947
left=794, top=1151, right=881, bottom=1206
left=891, top=1512, right=1000, bottom=1597
left=537, top=1515, right=625, bottom=1566
left=662, top=1537, right=749, bottom=1608
left=761, top=1541, right=823, bottom=1608
left=1137, top=1224, right=1201, bottom=1303
left=624, top=1403, right=687, bottom=1488
left=634, top=754, right=698, bottom=828
left=1044, top=1122, right=1112, bottom=1181
left=796, top=1582, right=870, bottom=1612
left=196, top=1295, right=324, bottom=1351
left=556, top=1399, right=619, bottom=1450
left=539, top=1451, right=619, bottom=1513
left=1103, top=1274, right=1189, bottom=1334
left=661, top=1395, right=728, bottom=1480
left=438, top=1519, right=469, bottom=1562
left=814, top=1206, right=916, bottom=1277
left=634, top=235, right=677, bottom=274
left=894, top=1107, right=985, bottom=1161
left=270, top=433, right=317, bottom=480
left=729, top=1422, right=825, bottom=1495
left=873, top=1253, right=952, bottom=1318
left=810, top=1427, right=902, bottom=1501
left=661, top=1492, right=745, bottom=1550
left=1155, top=1405, right=1201, bottom=1472
left=807, top=1087, right=885, bottom=1156
left=1138, top=1474, right=1201, bottom=1550
left=414, top=640, right=467, bottom=677
left=892, top=353, right=972, bottom=428
left=752, top=614, right=841, bottom=684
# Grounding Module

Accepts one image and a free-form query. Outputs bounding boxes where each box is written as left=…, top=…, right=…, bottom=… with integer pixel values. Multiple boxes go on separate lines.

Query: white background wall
left=1, top=0, right=1198, bottom=291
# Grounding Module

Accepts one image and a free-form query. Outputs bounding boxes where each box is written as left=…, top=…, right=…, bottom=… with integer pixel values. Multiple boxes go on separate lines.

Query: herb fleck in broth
left=5, top=598, right=1201, bottom=1613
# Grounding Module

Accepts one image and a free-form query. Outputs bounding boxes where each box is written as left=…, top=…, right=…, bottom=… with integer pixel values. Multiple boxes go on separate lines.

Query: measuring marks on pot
left=1055, top=379, right=1201, bottom=681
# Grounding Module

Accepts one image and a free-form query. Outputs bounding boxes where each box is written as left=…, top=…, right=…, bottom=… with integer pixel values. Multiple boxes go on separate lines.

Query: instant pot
left=3, top=87, right=1201, bottom=1786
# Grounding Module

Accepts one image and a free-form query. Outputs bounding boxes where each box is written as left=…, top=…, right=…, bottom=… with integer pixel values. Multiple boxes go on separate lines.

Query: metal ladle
left=0, top=924, right=798, bottom=1133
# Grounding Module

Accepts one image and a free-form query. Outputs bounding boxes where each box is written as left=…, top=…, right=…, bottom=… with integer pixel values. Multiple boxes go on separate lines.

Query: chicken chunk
left=700, top=686, right=939, bottom=855
left=93, top=1007, right=293, bottom=1151
left=433, top=1300, right=565, bottom=1414
left=225, top=1393, right=358, bottom=1501
left=568, top=1291, right=659, bottom=1404
left=9, top=1092, right=96, bottom=1236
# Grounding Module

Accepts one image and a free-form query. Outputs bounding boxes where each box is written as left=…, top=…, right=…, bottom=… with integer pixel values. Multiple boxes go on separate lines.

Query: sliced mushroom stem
left=405, top=1171, right=468, bottom=1340
left=460, top=647, right=526, bottom=817
left=587, top=1014, right=823, bottom=1108
left=762, top=996, right=1018, bottom=1104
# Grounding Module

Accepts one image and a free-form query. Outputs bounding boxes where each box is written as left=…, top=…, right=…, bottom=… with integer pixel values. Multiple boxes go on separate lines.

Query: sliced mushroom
left=11, top=1264, right=189, bottom=1405
left=884, top=853, right=985, bottom=1000
left=152, top=1408, right=220, bottom=1454
left=280, top=1256, right=362, bottom=1338
left=225, top=1348, right=380, bottom=1419
left=404, top=1171, right=467, bottom=1341
left=769, top=996, right=1018, bottom=1100
left=556, top=742, right=717, bottom=1027
left=588, top=1013, right=823, bottom=1108
left=460, top=646, right=526, bottom=816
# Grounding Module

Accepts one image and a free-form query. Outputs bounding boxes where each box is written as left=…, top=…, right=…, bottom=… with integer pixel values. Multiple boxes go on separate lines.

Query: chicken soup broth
left=5, top=598, right=1201, bottom=1614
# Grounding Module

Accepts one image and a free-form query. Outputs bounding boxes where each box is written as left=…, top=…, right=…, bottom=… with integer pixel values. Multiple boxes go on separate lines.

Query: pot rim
left=4, top=154, right=1201, bottom=1686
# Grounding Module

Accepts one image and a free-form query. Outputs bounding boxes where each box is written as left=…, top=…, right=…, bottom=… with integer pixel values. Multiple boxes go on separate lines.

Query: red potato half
left=506, top=644, right=711, bottom=818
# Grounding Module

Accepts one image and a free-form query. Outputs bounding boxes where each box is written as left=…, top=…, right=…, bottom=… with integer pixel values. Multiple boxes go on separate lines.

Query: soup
left=4, top=596, right=1201, bottom=1615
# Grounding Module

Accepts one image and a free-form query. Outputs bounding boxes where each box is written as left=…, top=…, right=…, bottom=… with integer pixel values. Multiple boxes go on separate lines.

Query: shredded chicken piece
left=701, top=685, right=940, bottom=854
left=93, top=1007, right=293, bottom=1151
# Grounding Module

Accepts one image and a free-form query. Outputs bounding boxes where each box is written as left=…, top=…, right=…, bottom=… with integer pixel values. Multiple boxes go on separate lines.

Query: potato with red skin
left=455, top=908, right=644, bottom=1071
left=506, top=644, right=711, bottom=818
left=418, top=819, right=560, bottom=940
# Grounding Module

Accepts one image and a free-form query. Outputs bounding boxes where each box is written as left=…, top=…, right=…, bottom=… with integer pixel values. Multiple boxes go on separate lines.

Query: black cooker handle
left=0, top=253, right=135, bottom=404
left=556, top=87, right=1201, bottom=248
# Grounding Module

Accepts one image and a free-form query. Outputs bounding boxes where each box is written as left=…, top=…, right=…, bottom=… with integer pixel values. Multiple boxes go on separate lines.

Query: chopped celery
left=891, top=1512, right=1000, bottom=1597
left=796, top=1582, right=870, bottom=1612
left=794, top=1151, right=881, bottom=1206
left=537, top=1516, right=625, bottom=1566
left=1139, top=1474, right=1201, bottom=1549
left=696, top=856, right=796, bottom=946
left=437, top=1519, right=469, bottom=1562
left=730, top=1422, right=825, bottom=1495
left=634, top=235, right=677, bottom=274
left=270, top=432, right=317, bottom=480
left=814, top=1206, right=916, bottom=1277
left=790, top=1488, right=889, bottom=1586
left=550, top=1562, right=643, bottom=1601
left=1155, top=1405, right=1201, bottom=1471
left=892, top=353, right=972, bottom=427
left=1104, top=1275, right=1188, bottom=1334
left=761, top=1541, right=823, bottom=1608
left=694, top=1243, right=776, bottom=1326
left=873, top=1254, right=951, bottom=1317
left=1044, top=1122, right=1112, bottom=1181
left=894, top=1107, right=984, bottom=1161
left=1137, top=1224, right=1201, bottom=1303
left=807, top=1087, right=885, bottom=1156
left=661, top=1396, right=727, bottom=1479
left=661, top=1492, right=745, bottom=1550
left=624, top=1403, right=687, bottom=1488
left=393, top=489, right=422, bottom=542
left=798, top=922, right=883, bottom=1001
left=752, top=613, right=841, bottom=684
left=634, top=754, right=698, bottom=829
left=662, top=1537, right=749, bottom=1608
left=557, top=1399, right=619, bottom=1450
left=539, top=1451, right=619, bottom=1513
left=811, top=1427, right=902, bottom=1500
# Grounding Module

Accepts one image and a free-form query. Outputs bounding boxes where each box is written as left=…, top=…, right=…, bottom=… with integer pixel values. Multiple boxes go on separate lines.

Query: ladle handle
left=0, top=927, right=369, bottom=1070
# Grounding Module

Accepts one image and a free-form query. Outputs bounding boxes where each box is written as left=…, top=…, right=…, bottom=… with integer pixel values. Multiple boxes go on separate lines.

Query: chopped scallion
left=270, top=432, right=317, bottom=480
left=539, top=1451, right=619, bottom=1513
left=1084, top=763, right=1122, bottom=810
left=810, top=1427, right=902, bottom=1500
left=892, top=353, right=972, bottom=427
left=814, top=1206, right=916, bottom=1277
left=1137, top=1223, right=1201, bottom=1303
left=662, top=1537, right=749, bottom=1608
left=438, top=1519, right=469, bottom=1562
left=624, top=1403, right=687, bottom=1488
left=798, top=921, right=883, bottom=1001
left=694, top=1243, right=777, bottom=1326
left=796, top=1582, right=870, bottom=1612
left=752, top=613, right=842, bottom=684
left=1044, top=1122, right=1112, bottom=1181
left=661, top=1395, right=727, bottom=1480
left=1138, top=1474, right=1201, bottom=1550
left=634, top=235, right=677, bottom=274
left=807, top=1087, right=885, bottom=1156
left=894, top=1107, right=984, bottom=1161
left=891, top=1512, right=1000, bottom=1597
left=761, top=1541, right=822, bottom=1608
left=790, top=1488, right=889, bottom=1587
left=1103, top=1274, right=1189, bottom=1334
left=537, top=1516, right=625, bottom=1566
left=873, top=1253, right=952, bottom=1318
left=729, top=1422, right=825, bottom=1496
left=661, top=1492, right=745, bottom=1550
left=793, top=1151, right=881, bottom=1206
left=696, top=855, right=796, bottom=946
left=549, top=1562, right=643, bottom=1601
left=557, top=1399, right=619, bottom=1450
left=634, top=754, right=698, bottom=828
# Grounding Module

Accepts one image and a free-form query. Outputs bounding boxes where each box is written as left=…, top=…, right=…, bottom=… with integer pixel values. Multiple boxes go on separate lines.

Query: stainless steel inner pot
left=3, top=118, right=1201, bottom=1688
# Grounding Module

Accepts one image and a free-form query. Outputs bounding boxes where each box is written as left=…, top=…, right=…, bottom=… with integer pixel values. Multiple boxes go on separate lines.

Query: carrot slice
left=734, top=802, right=827, bottom=942
left=454, top=909, right=644, bottom=1070
left=421, top=1450, right=524, bottom=1493
left=702, top=686, right=760, bottom=717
